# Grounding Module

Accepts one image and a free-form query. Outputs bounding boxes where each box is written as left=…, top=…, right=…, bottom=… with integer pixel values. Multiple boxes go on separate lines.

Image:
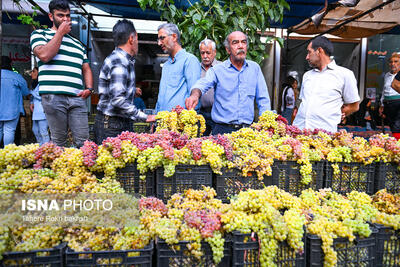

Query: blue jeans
left=0, top=118, right=19, bottom=146
left=281, top=108, right=294, bottom=125
left=41, top=94, right=89, bottom=148
left=32, top=119, right=50, bottom=145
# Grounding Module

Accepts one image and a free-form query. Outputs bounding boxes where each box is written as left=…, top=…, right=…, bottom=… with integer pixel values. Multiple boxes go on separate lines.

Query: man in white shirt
left=293, top=36, right=360, bottom=132
left=379, top=53, right=400, bottom=140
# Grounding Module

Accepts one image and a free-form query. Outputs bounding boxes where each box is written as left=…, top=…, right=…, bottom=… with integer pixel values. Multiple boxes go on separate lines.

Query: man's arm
left=341, top=102, right=359, bottom=119
left=32, top=21, right=71, bottom=63
left=255, top=66, right=271, bottom=115
left=392, top=73, right=400, bottom=92
left=185, top=89, right=202, bottom=110
left=77, top=63, right=93, bottom=99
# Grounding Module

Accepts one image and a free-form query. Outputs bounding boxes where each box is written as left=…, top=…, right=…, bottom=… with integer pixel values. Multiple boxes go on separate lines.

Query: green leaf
left=169, top=5, right=177, bottom=17
left=246, top=0, right=254, bottom=7
left=192, top=13, right=202, bottom=24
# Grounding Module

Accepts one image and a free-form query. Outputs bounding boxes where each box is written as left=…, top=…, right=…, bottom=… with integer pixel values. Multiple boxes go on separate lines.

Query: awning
left=289, top=0, right=400, bottom=38
left=72, top=0, right=339, bottom=29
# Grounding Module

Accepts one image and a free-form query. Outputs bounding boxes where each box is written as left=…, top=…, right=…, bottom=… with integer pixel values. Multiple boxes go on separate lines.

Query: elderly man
left=155, top=23, right=201, bottom=112
left=185, top=31, right=271, bottom=135
left=199, top=38, right=220, bottom=135
left=380, top=53, right=400, bottom=140
left=95, top=19, right=155, bottom=144
left=293, top=36, right=360, bottom=132
left=30, top=0, right=93, bottom=148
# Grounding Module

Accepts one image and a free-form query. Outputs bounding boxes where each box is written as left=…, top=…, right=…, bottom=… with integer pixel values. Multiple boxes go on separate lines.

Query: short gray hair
left=223, top=31, right=249, bottom=49
left=157, top=23, right=181, bottom=45
left=199, top=38, right=216, bottom=51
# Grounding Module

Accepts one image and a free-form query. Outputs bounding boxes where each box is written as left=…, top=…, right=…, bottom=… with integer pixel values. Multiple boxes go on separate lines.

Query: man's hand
left=379, top=106, right=385, bottom=118
left=57, top=21, right=72, bottom=36
left=30, top=104, right=34, bottom=113
left=135, top=87, right=142, bottom=96
left=341, top=102, right=359, bottom=122
left=77, top=89, right=91, bottom=99
left=146, top=115, right=156, bottom=122
left=185, top=95, right=199, bottom=110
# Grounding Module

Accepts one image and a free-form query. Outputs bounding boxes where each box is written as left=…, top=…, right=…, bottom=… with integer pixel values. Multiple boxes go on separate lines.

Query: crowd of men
left=4, top=0, right=400, bottom=147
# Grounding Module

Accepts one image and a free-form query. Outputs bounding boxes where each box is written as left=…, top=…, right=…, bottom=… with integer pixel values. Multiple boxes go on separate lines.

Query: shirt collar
left=225, top=58, right=249, bottom=70
left=116, top=47, right=135, bottom=62
left=169, top=49, right=185, bottom=64
left=313, top=59, right=337, bottom=72
left=201, top=58, right=218, bottom=70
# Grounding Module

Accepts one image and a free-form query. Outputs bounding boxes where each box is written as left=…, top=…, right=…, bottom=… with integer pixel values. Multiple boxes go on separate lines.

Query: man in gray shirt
left=198, top=38, right=220, bottom=135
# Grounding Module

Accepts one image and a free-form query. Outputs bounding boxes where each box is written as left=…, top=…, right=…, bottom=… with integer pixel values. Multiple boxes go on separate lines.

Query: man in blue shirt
left=185, top=31, right=271, bottom=135
left=155, top=23, right=201, bottom=112
left=0, top=56, right=30, bottom=146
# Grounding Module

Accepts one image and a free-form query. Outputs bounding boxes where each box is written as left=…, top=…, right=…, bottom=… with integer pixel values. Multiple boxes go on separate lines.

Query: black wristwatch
left=86, top=88, right=94, bottom=93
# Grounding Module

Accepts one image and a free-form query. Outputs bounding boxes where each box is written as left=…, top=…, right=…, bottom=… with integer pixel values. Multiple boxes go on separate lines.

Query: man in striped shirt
left=30, top=0, right=93, bottom=148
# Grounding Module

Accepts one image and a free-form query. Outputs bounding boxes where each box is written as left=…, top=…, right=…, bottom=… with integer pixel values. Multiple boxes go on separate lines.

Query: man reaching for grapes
left=292, top=36, right=360, bottom=133
left=94, top=20, right=155, bottom=145
left=185, top=31, right=271, bottom=135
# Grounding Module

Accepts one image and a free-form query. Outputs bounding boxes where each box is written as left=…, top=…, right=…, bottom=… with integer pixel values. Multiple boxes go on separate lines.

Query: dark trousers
left=199, top=108, right=214, bottom=136
left=212, top=123, right=249, bottom=135
left=94, top=112, right=132, bottom=145
left=383, top=99, right=400, bottom=133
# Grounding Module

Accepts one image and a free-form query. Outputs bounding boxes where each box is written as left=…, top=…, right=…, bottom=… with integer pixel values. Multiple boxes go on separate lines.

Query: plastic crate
left=232, top=231, right=305, bottom=266
left=214, top=168, right=271, bottom=203
left=374, top=162, right=400, bottom=194
left=116, top=164, right=155, bottom=196
left=65, top=242, right=153, bottom=267
left=133, top=122, right=151, bottom=133
left=306, top=230, right=377, bottom=267
left=270, top=161, right=325, bottom=196
left=324, top=162, right=375, bottom=195
left=0, top=243, right=66, bottom=267
left=156, top=238, right=231, bottom=267
left=156, top=165, right=213, bottom=202
left=375, top=224, right=400, bottom=267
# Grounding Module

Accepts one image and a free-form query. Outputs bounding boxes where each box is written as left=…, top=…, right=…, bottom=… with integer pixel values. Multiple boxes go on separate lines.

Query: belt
left=383, top=99, right=400, bottom=104
left=216, top=123, right=250, bottom=129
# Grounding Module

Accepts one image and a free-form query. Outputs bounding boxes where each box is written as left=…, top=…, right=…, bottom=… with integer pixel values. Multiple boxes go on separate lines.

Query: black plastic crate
left=270, top=161, right=325, bottom=196
left=232, top=231, right=305, bottom=266
left=214, top=168, right=271, bottom=203
left=156, top=238, right=231, bottom=267
left=156, top=165, right=212, bottom=202
left=306, top=230, right=377, bottom=267
left=324, top=162, right=375, bottom=195
left=65, top=242, right=153, bottom=267
left=375, top=223, right=400, bottom=267
left=1, top=243, right=66, bottom=267
left=374, top=162, right=400, bottom=194
left=116, top=164, right=155, bottom=196
left=133, top=123, right=151, bottom=133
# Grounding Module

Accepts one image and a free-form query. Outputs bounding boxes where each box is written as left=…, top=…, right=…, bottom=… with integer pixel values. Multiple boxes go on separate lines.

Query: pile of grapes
left=1, top=187, right=399, bottom=267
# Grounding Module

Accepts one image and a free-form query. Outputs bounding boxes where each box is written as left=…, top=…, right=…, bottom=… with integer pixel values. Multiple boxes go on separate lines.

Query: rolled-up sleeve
left=191, top=67, right=217, bottom=96
left=255, top=67, right=271, bottom=115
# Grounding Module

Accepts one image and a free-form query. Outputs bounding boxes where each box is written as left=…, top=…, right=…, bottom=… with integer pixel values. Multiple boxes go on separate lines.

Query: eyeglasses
left=157, top=35, right=171, bottom=41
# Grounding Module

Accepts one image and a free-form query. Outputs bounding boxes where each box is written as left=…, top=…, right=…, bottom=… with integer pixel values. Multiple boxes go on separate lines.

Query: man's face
left=389, top=57, right=400, bottom=74
left=50, top=9, right=71, bottom=29
left=226, top=32, right=247, bottom=62
left=306, top=42, right=321, bottom=69
left=157, top=28, right=175, bottom=55
left=131, top=33, right=139, bottom=56
left=200, top=43, right=216, bottom=67
left=31, top=69, right=38, bottom=80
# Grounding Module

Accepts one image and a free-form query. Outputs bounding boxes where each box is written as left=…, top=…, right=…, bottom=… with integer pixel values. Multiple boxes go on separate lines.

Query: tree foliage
left=138, top=0, right=290, bottom=63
